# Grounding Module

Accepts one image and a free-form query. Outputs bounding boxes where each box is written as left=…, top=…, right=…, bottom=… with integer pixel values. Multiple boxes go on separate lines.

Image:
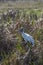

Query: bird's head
left=19, top=27, right=24, bottom=34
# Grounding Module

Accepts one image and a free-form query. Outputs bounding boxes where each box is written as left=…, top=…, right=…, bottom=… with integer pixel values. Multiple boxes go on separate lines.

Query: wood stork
left=19, top=28, right=34, bottom=47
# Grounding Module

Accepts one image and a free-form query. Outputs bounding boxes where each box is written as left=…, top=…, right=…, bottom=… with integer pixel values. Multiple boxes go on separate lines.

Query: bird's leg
left=21, top=39, right=29, bottom=51
left=22, top=38, right=27, bottom=45
left=24, top=42, right=30, bottom=52
left=22, top=38, right=25, bottom=42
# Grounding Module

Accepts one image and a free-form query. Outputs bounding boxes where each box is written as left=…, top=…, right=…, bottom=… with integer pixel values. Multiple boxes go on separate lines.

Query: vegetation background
left=0, top=0, right=43, bottom=65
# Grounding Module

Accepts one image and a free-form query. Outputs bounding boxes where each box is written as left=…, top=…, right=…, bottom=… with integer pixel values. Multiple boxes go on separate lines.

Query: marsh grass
left=0, top=6, right=43, bottom=65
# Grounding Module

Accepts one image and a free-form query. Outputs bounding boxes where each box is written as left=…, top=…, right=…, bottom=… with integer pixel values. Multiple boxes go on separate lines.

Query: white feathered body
left=22, top=32, right=34, bottom=46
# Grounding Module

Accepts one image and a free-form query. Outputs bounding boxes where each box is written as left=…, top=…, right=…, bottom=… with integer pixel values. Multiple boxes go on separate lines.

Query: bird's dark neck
left=21, top=31, right=24, bottom=35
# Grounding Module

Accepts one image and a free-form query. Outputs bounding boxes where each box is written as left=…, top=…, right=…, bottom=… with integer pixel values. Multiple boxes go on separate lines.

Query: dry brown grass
left=0, top=1, right=43, bottom=9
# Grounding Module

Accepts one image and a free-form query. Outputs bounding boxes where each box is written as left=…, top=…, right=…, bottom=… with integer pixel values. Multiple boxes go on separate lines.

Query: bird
left=19, top=28, right=34, bottom=47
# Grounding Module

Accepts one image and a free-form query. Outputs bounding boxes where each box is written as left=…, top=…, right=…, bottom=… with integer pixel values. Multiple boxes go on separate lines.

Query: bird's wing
left=24, top=33, right=30, bottom=37
left=24, top=33, right=34, bottom=45
left=22, top=33, right=31, bottom=42
left=22, top=32, right=34, bottom=45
